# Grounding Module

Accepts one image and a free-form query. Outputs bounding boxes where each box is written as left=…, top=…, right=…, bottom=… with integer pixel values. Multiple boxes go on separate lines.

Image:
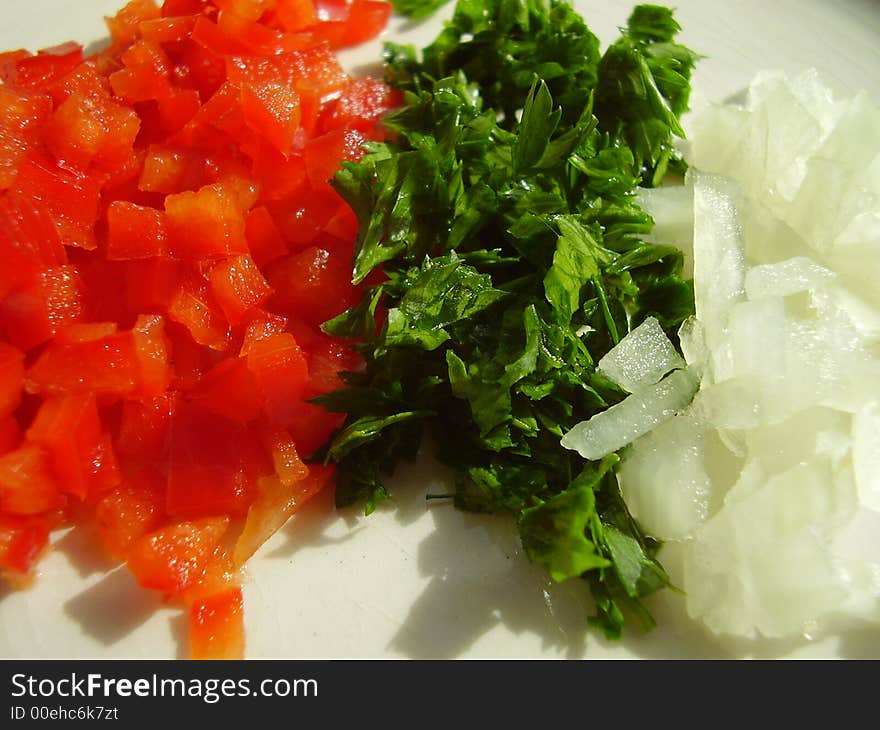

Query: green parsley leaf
left=385, top=255, right=509, bottom=350
left=390, top=0, right=453, bottom=21
left=518, top=456, right=618, bottom=581
left=321, top=0, right=697, bottom=638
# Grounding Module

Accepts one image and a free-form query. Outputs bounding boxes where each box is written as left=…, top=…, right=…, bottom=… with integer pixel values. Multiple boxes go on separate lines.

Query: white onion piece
left=616, top=71, right=880, bottom=641
left=829, top=506, right=880, bottom=624
left=637, top=185, right=695, bottom=277
left=745, top=257, right=835, bottom=300
left=597, top=316, right=684, bottom=393
left=617, top=412, right=711, bottom=540
left=677, top=315, right=707, bottom=369
left=561, top=368, right=698, bottom=461
left=688, top=69, right=842, bottom=211
left=685, top=459, right=850, bottom=639
left=727, top=297, right=787, bottom=380
left=691, top=173, right=746, bottom=351
left=853, top=402, right=880, bottom=513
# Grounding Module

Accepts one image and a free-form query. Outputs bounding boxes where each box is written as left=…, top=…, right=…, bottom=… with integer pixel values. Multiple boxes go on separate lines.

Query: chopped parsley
left=318, top=0, right=697, bottom=638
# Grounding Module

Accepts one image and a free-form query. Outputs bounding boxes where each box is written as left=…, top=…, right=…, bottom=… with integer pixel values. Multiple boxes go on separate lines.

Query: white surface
left=1, top=0, right=879, bottom=660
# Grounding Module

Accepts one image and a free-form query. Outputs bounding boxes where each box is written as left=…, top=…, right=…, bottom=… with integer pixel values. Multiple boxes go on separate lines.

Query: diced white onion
left=637, top=185, right=695, bottom=277
left=561, top=368, right=698, bottom=461
left=597, top=316, right=684, bottom=393
left=745, top=257, right=835, bottom=300
left=616, top=71, right=880, bottom=641
left=691, top=173, right=746, bottom=351
left=853, top=402, right=880, bottom=513
left=617, top=412, right=711, bottom=540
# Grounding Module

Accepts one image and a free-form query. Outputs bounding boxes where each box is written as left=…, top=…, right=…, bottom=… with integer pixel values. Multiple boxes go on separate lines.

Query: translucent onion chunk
left=561, top=368, right=698, bottom=461
left=618, top=412, right=711, bottom=540
left=597, top=316, right=685, bottom=394
left=617, top=71, right=880, bottom=641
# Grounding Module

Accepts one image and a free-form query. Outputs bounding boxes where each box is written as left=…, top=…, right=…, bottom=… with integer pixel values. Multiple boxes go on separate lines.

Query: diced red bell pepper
left=95, top=466, right=166, bottom=560
left=106, top=201, right=169, bottom=260
left=0, top=513, right=53, bottom=576
left=0, top=265, right=84, bottom=352
left=0, top=50, right=30, bottom=71
left=310, top=24, right=346, bottom=49
left=266, top=245, right=360, bottom=327
left=42, top=92, right=141, bottom=174
left=191, top=15, right=254, bottom=56
left=245, top=206, right=288, bottom=267
left=132, top=314, right=173, bottom=397
left=251, top=148, right=309, bottom=204
left=43, top=60, right=113, bottom=106
left=26, top=393, right=103, bottom=500
left=138, top=145, right=204, bottom=194
left=241, top=81, right=301, bottom=157
left=126, top=516, right=230, bottom=594
left=0, top=443, right=65, bottom=515
left=110, top=41, right=175, bottom=104
left=55, top=322, right=118, bottom=343
left=105, top=0, right=163, bottom=47
left=203, top=157, right=257, bottom=199
left=0, top=0, right=396, bottom=657
left=0, top=417, right=22, bottom=454
left=215, top=0, right=277, bottom=21
left=0, top=43, right=84, bottom=93
left=165, top=181, right=250, bottom=260
left=0, top=191, right=66, bottom=300
left=115, top=393, right=176, bottom=461
left=338, top=0, right=392, bottom=48
left=180, top=544, right=240, bottom=606
left=244, top=332, right=309, bottom=425
left=233, top=465, right=333, bottom=565
left=25, top=316, right=170, bottom=399
left=0, top=344, right=24, bottom=418
left=161, top=0, right=216, bottom=18
left=166, top=402, right=269, bottom=518
left=123, top=38, right=173, bottom=77
left=172, top=81, right=245, bottom=150
left=157, top=89, right=201, bottom=134
left=24, top=326, right=137, bottom=397
left=322, top=198, right=359, bottom=243
left=88, top=431, right=124, bottom=498
left=274, top=0, right=319, bottom=32
left=216, top=10, right=305, bottom=56
left=72, top=256, right=129, bottom=325
left=305, top=331, right=362, bottom=394
left=325, top=76, right=399, bottom=133
left=188, top=586, right=245, bottom=660
left=166, top=271, right=231, bottom=351
left=186, top=357, right=264, bottom=422
left=0, top=86, right=53, bottom=190
left=267, top=187, right=340, bottom=248
left=260, top=425, right=308, bottom=486
left=164, top=320, right=220, bottom=391
left=99, top=148, right=148, bottom=197
left=286, top=400, right=344, bottom=456
left=315, top=0, right=350, bottom=22
left=304, top=126, right=366, bottom=189
left=208, top=254, right=273, bottom=325
left=9, top=152, right=101, bottom=250
left=138, top=16, right=198, bottom=45
left=226, top=45, right=348, bottom=100
left=239, top=308, right=289, bottom=355
left=123, top=256, right=183, bottom=314
left=167, top=39, right=227, bottom=100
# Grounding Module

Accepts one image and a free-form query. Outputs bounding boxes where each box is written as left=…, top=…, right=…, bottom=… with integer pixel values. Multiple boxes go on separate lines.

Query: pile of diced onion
left=562, top=70, right=880, bottom=640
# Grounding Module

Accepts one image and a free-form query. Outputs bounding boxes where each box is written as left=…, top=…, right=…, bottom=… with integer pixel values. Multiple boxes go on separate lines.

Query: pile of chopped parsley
left=317, top=0, right=698, bottom=637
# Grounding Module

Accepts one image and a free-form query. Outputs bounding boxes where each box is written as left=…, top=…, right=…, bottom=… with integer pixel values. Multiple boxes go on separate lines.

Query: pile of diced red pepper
left=0, top=0, right=397, bottom=658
